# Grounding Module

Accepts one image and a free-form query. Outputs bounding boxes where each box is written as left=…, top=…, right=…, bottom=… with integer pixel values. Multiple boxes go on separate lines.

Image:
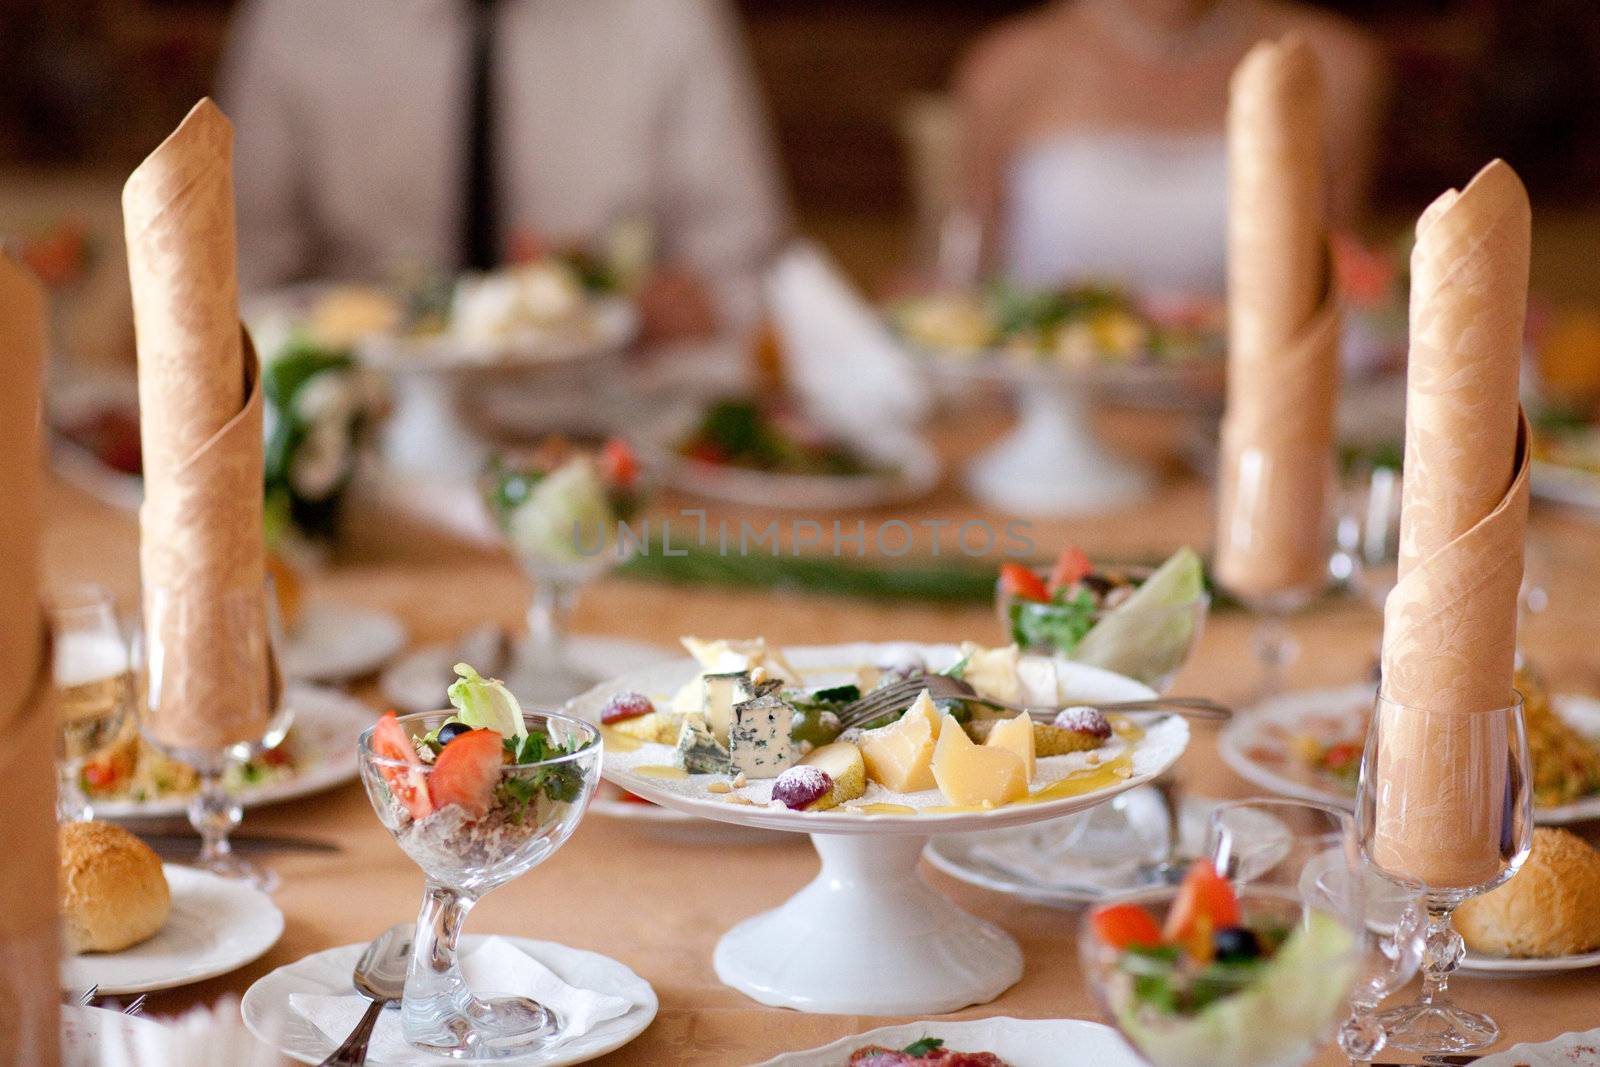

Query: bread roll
left=58, top=821, right=170, bottom=954
left=1454, top=827, right=1600, bottom=958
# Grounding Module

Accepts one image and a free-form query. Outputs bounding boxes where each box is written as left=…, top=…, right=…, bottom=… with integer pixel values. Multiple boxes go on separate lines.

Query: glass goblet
left=1080, top=798, right=1363, bottom=1067
left=481, top=441, right=647, bottom=706
left=139, top=583, right=288, bottom=891
left=1336, top=876, right=1425, bottom=1062
left=46, top=583, right=136, bottom=822
left=359, top=710, right=601, bottom=1060
left=1356, top=694, right=1533, bottom=1054
left=1214, top=446, right=1335, bottom=699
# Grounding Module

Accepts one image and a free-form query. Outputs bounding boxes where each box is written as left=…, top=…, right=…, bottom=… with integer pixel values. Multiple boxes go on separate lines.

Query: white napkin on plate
left=290, top=937, right=633, bottom=1061
left=766, top=241, right=931, bottom=434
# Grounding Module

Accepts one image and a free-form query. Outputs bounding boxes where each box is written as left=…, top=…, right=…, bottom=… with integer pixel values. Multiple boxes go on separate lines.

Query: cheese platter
left=566, top=639, right=1189, bottom=1014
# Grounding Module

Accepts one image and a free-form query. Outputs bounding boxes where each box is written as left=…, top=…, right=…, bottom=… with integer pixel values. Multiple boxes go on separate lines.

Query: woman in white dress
left=955, top=0, right=1387, bottom=296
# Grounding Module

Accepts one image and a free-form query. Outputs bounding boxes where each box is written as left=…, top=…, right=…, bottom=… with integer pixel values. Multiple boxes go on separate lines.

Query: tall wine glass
left=359, top=710, right=600, bottom=1059
left=139, top=583, right=289, bottom=891
left=1215, top=447, right=1334, bottom=698
left=480, top=438, right=646, bottom=706
left=47, top=584, right=136, bottom=822
left=1337, top=874, right=1426, bottom=1062
left=1355, top=694, right=1532, bottom=1053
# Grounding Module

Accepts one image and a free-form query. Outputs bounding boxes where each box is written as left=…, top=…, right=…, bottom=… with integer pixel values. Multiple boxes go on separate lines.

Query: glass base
left=1378, top=1000, right=1498, bottom=1053
left=198, top=851, right=280, bottom=894
left=406, top=994, right=559, bottom=1060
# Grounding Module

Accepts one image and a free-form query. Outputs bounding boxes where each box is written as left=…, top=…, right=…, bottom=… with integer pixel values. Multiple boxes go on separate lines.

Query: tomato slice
left=429, top=729, right=504, bottom=817
left=1090, top=902, right=1164, bottom=950
left=1047, top=546, right=1094, bottom=595
left=599, top=438, right=638, bottom=489
left=372, top=712, right=433, bottom=819
left=1163, top=860, right=1240, bottom=961
left=999, top=563, right=1050, bottom=603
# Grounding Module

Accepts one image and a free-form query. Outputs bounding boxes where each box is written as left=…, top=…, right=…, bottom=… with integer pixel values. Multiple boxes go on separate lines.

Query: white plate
left=1217, top=683, right=1600, bottom=825
left=1532, top=459, right=1600, bottom=512
left=280, top=600, right=408, bottom=683
left=569, top=642, right=1186, bottom=835
left=925, top=793, right=1290, bottom=906
left=61, top=865, right=283, bottom=995
left=94, top=685, right=374, bottom=823
left=662, top=430, right=942, bottom=511
left=749, top=1016, right=1141, bottom=1067
left=241, top=936, right=657, bottom=1066
left=1479, top=1025, right=1600, bottom=1065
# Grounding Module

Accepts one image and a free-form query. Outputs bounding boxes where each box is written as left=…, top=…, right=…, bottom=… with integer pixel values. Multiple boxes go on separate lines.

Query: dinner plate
left=748, top=1016, right=1141, bottom=1067
left=279, top=599, right=408, bottom=683
left=1531, top=459, right=1600, bottom=512
left=61, top=865, right=283, bottom=995
left=1461, top=947, right=1600, bottom=975
left=924, top=793, right=1291, bottom=906
left=1217, top=683, right=1600, bottom=825
left=94, top=685, right=373, bottom=823
left=241, top=936, right=657, bottom=1066
left=1478, top=1025, right=1600, bottom=1065
left=662, top=430, right=942, bottom=511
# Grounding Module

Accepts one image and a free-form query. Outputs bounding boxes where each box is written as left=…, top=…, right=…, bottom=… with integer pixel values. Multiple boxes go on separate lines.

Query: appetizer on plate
left=597, top=636, right=1154, bottom=816
left=848, top=1037, right=1010, bottom=1065
left=1455, top=828, right=1600, bottom=960
left=79, top=726, right=302, bottom=805
left=482, top=436, right=643, bottom=571
left=675, top=397, right=896, bottom=480
left=998, top=546, right=1207, bottom=690
left=894, top=283, right=1222, bottom=367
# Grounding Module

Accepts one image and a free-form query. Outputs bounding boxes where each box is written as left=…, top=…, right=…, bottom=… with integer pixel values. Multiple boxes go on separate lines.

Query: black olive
left=437, top=721, right=472, bottom=746
left=1212, top=926, right=1262, bottom=961
left=1081, top=573, right=1115, bottom=596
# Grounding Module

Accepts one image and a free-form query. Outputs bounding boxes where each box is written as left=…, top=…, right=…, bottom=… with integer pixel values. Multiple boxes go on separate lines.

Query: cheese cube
left=932, top=714, right=1028, bottom=808
left=983, top=712, right=1037, bottom=781
left=858, top=689, right=942, bottom=792
left=674, top=714, right=731, bottom=774
left=727, top=692, right=796, bottom=779
left=959, top=642, right=1022, bottom=704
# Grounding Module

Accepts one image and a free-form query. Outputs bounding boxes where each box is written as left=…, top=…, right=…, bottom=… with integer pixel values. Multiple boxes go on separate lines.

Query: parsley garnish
left=901, top=1037, right=944, bottom=1056
left=494, top=731, right=587, bottom=821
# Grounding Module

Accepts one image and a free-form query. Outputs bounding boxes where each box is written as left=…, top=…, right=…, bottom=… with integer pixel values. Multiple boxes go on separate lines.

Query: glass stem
left=189, top=764, right=241, bottom=869
left=1418, top=903, right=1463, bottom=1006
left=57, top=761, right=92, bottom=823
left=1252, top=609, right=1298, bottom=697
left=406, top=881, right=479, bottom=1044
left=527, top=581, right=574, bottom=673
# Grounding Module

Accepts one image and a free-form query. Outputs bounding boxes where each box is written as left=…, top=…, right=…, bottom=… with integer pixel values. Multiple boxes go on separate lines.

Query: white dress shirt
left=220, top=0, right=788, bottom=325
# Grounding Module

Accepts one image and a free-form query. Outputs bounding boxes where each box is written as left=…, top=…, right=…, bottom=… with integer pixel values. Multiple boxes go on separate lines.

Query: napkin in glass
left=289, top=937, right=633, bottom=1060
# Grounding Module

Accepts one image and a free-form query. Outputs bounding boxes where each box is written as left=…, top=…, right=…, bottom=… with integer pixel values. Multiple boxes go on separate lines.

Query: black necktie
left=461, top=0, right=500, bottom=271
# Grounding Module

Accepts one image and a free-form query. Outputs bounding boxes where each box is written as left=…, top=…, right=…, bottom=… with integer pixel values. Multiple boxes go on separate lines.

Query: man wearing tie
left=220, top=0, right=788, bottom=342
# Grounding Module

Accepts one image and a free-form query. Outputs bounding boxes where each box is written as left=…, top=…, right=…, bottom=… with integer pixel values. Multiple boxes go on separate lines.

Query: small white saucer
left=380, top=635, right=672, bottom=713
left=280, top=600, right=408, bottom=683
left=241, top=936, right=657, bottom=1066
left=61, top=865, right=284, bottom=995
left=750, top=1016, right=1141, bottom=1067
left=1479, top=1025, right=1600, bottom=1065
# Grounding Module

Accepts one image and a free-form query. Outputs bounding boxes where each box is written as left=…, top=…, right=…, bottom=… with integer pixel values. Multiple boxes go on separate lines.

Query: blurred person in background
left=221, top=0, right=787, bottom=343
left=954, top=0, right=1386, bottom=296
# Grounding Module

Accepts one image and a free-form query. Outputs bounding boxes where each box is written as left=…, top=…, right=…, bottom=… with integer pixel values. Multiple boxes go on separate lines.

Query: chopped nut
left=749, top=665, right=770, bottom=686
left=732, top=772, right=748, bottom=789
left=706, top=781, right=733, bottom=794
left=1086, top=752, right=1101, bottom=766
left=1113, top=766, right=1133, bottom=779
left=723, top=794, right=756, bottom=806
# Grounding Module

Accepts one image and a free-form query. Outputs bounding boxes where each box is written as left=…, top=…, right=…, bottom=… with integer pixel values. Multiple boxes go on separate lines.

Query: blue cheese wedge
left=728, top=692, right=797, bottom=779
left=674, top=713, right=731, bottom=774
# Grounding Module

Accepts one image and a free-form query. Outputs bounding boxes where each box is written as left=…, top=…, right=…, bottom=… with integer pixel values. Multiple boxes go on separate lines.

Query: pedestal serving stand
left=568, top=643, right=1188, bottom=1015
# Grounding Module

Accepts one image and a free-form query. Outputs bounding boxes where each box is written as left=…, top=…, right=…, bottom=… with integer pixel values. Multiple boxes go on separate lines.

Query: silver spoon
left=319, top=924, right=411, bottom=1067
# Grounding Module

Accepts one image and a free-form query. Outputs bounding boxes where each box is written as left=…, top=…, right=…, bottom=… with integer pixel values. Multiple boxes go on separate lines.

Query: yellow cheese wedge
left=859, top=690, right=942, bottom=792
left=983, top=712, right=1037, bottom=781
left=959, top=642, right=1022, bottom=703
left=932, top=713, right=1028, bottom=807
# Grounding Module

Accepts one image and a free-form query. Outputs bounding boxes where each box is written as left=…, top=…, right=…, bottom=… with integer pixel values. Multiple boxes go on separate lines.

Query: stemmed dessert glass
left=359, top=710, right=601, bottom=1060
left=1355, top=694, right=1533, bottom=1053
left=47, top=583, right=136, bottom=822
left=1215, top=447, right=1334, bottom=699
left=138, top=583, right=291, bottom=891
left=480, top=439, right=646, bottom=706
left=1080, top=798, right=1364, bottom=1067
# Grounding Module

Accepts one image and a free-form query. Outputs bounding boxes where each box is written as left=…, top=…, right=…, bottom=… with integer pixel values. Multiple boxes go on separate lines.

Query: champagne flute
left=47, top=583, right=136, bottom=822
left=138, top=582, right=288, bottom=891
left=1355, top=694, right=1533, bottom=1053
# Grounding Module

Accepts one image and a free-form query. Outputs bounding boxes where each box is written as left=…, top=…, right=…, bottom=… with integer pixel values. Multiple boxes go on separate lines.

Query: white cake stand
left=567, top=642, right=1188, bottom=1015
left=923, top=356, right=1223, bottom=517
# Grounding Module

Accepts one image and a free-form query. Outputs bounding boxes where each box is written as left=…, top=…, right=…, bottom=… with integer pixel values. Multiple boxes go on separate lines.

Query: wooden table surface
left=43, top=404, right=1600, bottom=1065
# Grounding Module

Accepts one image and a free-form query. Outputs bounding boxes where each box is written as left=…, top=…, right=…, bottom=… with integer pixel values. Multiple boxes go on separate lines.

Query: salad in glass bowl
left=997, top=546, right=1208, bottom=693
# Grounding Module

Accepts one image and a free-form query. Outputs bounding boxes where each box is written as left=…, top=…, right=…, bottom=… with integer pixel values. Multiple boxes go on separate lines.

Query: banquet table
left=41, top=403, right=1600, bottom=1066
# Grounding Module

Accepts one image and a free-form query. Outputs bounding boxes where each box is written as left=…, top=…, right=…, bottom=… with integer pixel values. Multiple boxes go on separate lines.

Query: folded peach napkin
left=1372, top=160, right=1532, bottom=889
left=1213, top=35, right=1341, bottom=601
left=0, top=256, right=60, bottom=1064
left=123, top=98, right=270, bottom=751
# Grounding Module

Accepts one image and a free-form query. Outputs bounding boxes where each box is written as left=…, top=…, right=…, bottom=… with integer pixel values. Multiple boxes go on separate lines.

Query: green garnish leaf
left=901, top=1037, right=944, bottom=1056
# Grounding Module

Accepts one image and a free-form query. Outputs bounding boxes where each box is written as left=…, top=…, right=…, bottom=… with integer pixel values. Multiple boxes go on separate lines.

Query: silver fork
left=836, top=672, right=1232, bottom=732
